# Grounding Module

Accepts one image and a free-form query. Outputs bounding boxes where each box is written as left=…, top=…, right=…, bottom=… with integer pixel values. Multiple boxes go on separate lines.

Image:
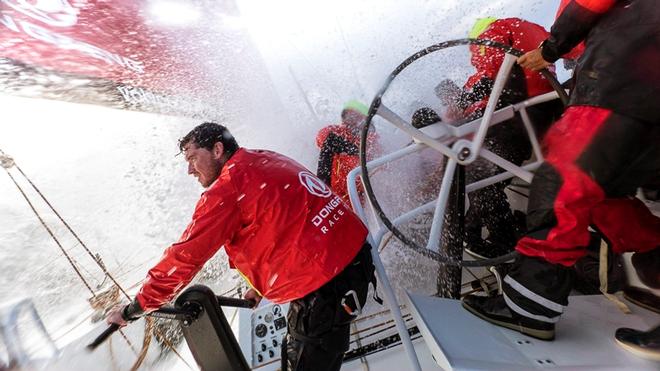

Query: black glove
left=122, top=299, right=145, bottom=321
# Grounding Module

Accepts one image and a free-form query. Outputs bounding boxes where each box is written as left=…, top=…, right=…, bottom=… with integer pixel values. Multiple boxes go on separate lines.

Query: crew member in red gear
left=106, top=122, right=378, bottom=371
left=461, top=17, right=556, bottom=116
left=463, top=0, right=660, bottom=346
left=316, top=100, right=377, bottom=203
left=443, top=17, right=564, bottom=259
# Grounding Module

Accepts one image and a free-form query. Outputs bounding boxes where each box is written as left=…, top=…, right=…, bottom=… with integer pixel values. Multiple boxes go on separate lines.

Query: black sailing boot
left=615, top=324, right=660, bottom=361
left=623, top=287, right=660, bottom=314
left=631, top=247, right=660, bottom=289
left=462, top=294, right=555, bottom=341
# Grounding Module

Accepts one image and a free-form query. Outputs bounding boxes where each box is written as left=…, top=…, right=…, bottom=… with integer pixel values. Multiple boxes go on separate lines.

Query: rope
left=5, top=149, right=130, bottom=300
left=2, top=166, right=97, bottom=295
left=351, top=321, right=370, bottom=371
left=598, top=240, right=631, bottom=314
left=219, top=284, right=241, bottom=298
left=0, top=149, right=197, bottom=365
left=130, top=318, right=153, bottom=371
left=350, top=316, right=415, bottom=344
left=152, top=326, right=195, bottom=371
left=350, top=314, right=413, bottom=339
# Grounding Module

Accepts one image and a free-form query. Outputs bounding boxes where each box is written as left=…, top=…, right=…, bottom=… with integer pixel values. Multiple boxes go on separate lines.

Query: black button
left=255, top=324, right=267, bottom=338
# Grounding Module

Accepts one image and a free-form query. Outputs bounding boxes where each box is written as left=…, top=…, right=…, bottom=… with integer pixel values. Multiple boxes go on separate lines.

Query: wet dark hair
left=411, top=107, right=441, bottom=129
left=178, top=122, right=239, bottom=155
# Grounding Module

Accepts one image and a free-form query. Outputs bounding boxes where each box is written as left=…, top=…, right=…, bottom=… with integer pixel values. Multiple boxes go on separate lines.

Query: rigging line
left=352, top=304, right=410, bottom=325
left=2, top=167, right=96, bottom=296
left=112, top=257, right=154, bottom=280
left=59, top=245, right=104, bottom=285
left=50, top=311, right=94, bottom=343
left=113, top=249, right=160, bottom=275
left=350, top=317, right=415, bottom=345
left=2, top=161, right=145, bottom=355
left=351, top=320, right=370, bottom=371
left=115, top=248, right=146, bottom=268
left=2, top=153, right=188, bottom=366
left=219, top=284, right=241, bottom=298
left=11, top=161, right=131, bottom=299
left=119, top=329, right=139, bottom=356
left=130, top=317, right=153, bottom=371
left=350, top=314, right=413, bottom=338
left=154, top=326, right=195, bottom=371
left=95, top=277, right=196, bottom=367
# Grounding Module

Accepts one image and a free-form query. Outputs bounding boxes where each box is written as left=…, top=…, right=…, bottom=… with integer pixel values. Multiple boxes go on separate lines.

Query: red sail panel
left=0, top=0, right=214, bottom=95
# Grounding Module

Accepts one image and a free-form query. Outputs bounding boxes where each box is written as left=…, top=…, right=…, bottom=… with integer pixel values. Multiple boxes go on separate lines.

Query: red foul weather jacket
left=316, top=124, right=377, bottom=202
left=135, top=148, right=368, bottom=311
left=463, top=18, right=554, bottom=115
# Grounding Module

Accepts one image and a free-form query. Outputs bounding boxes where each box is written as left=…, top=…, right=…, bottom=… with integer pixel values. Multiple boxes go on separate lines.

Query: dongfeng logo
left=2, top=0, right=79, bottom=27
left=298, top=171, right=331, bottom=198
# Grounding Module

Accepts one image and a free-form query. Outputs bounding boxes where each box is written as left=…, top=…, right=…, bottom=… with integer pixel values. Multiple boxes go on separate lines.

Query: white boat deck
left=407, top=292, right=659, bottom=370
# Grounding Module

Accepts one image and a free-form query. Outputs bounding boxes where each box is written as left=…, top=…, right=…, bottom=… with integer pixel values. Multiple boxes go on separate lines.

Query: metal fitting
left=457, top=147, right=471, bottom=161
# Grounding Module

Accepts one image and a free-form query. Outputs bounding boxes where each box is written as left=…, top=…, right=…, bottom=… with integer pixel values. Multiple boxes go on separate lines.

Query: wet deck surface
left=407, top=292, right=659, bottom=370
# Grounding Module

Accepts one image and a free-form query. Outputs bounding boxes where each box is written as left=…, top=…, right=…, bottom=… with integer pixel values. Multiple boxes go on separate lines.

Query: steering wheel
left=359, top=38, right=568, bottom=267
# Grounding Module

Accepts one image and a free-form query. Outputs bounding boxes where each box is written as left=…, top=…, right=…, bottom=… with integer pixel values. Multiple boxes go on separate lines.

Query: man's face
left=183, top=141, right=223, bottom=188
left=343, top=109, right=366, bottom=130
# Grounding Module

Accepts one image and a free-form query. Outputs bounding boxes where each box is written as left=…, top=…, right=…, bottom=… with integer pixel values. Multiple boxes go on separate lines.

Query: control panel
left=251, top=303, right=288, bottom=368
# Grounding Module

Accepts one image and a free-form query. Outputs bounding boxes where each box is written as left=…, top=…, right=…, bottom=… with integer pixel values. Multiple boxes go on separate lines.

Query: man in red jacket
left=463, top=0, right=660, bottom=347
left=316, top=100, right=377, bottom=203
left=106, top=122, right=377, bottom=370
left=450, top=17, right=564, bottom=259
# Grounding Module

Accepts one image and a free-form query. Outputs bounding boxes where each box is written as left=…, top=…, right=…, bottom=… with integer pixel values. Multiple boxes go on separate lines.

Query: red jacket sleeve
left=135, top=181, right=241, bottom=312
left=542, top=0, right=617, bottom=62
left=316, top=126, right=334, bottom=149
left=555, top=0, right=585, bottom=60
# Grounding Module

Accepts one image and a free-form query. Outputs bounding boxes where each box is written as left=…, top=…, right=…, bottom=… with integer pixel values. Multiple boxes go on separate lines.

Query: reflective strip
left=504, top=275, right=565, bottom=313
left=503, top=292, right=560, bottom=324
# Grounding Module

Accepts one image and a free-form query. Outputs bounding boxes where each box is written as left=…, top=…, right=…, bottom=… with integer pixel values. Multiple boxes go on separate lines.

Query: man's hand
left=105, top=304, right=130, bottom=327
left=244, top=288, right=262, bottom=308
left=105, top=300, right=144, bottom=327
left=517, top=48, right=552, bottom=71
